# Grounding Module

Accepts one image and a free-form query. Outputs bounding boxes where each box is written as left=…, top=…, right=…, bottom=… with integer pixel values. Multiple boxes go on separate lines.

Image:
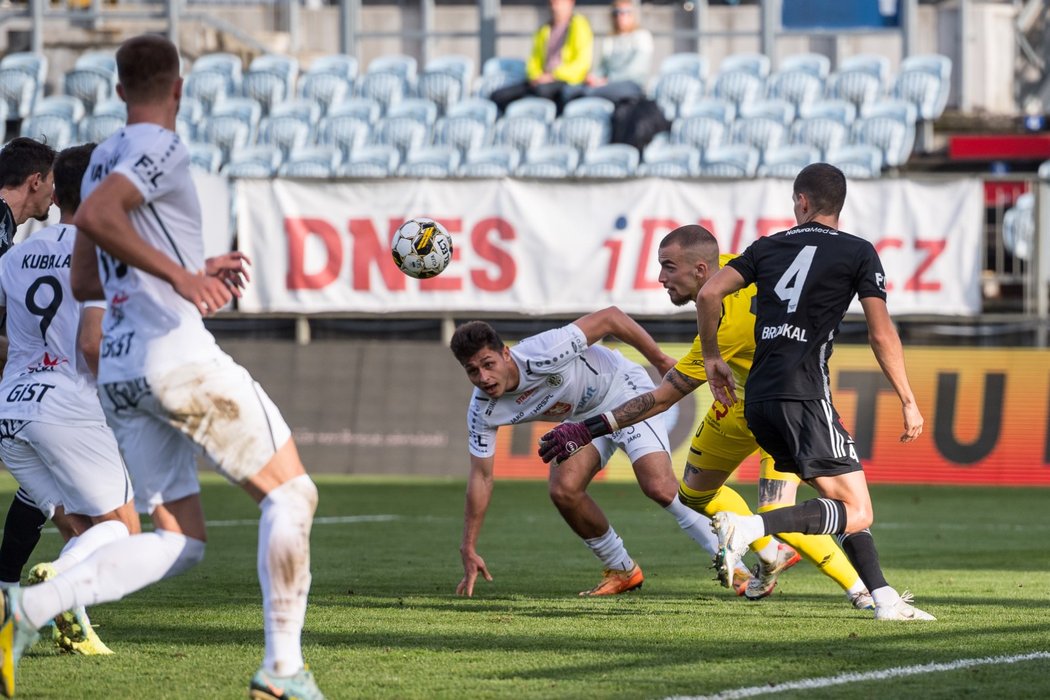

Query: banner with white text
left=236, top=177, right=982, bottom=316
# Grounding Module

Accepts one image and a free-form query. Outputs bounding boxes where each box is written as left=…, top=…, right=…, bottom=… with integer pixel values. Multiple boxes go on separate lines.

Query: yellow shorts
left=685, top=400, right=799, bottom=484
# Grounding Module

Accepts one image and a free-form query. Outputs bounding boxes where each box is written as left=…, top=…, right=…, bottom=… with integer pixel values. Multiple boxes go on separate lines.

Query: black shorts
left=744, top=399, right=863, bottom=480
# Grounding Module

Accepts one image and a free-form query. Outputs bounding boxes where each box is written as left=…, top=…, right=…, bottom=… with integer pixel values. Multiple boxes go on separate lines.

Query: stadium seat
left=0, top=102, right=9, bottom=142
left=517, top=144, right=579, bottom=178
left=20, top=114, right=75, bottom=150
left=840, top=54, right=890, bottom=83
left=32, top=95, right=86, bottom=123
left=79, top=110, right=125, bottom=144
left=446, top=97, right=498, bottom=126
left=778, top=53, right=831, bottom=80
left=257, top=115, right=312, bottom=158
left=279, top=145, right=343, bottom=178
left=789, top=116, right=849, bottom=159
left=306, top=54, right=358, bottom=82
left=211, top=97, right=263, bottom=140
left=418, top=55, right=474, bottom=115
left=659, top=53, right=708, bottom=81
left=367, top=55, right=418, bottom=83
left=0, top=52, right=47, bottom=84
left=764, top=69, right=822, bottom=118
left=400, top=145, right=461, bottom=177
left=576, top=143, right=639, bottom=178
left=562, top=96, right=616, bottom=122
left=327, top=97, right=382, bottom=123
left=670, top=114, right=726, bottom=153
left=63, top=67, right=114, bottom=115
left=738, top=99, right=795, bottom=126
left=679, top=97, right=735, bottom=125
left=316, top=113, right=371, bottom=160
left=550, top=115, right=610, bottom=157
left=826, top=54, right=889, bottom=112
left=505, top=96, right=557, bottom=124
left=184, top=70, right=235, bottom=114
left=249, top=54, right=299, bottom=96
left=387, top=98, right=439, bottom=127
left=711, top=69, right=764, bottom=113
left=299, top=71, right=353, bottom=117
left=730, top=116, right=786, bottom=161
left=222, top=145, right=283, bottom=178
left=637, top=143, right=699, bottom=178
left=369, top=116, right=429, bottom=160
left=458, top=145, right=520, bottom=177
left=1002, top=192, right=1035, bottom=261
left=431, top=116, right=488, bottom=157
left=242, top=70, right=288, bottom=117
left=1039, top=159, right=1050, bottom=180
left=269, top=98, right=321, bottom=126
left=757, top=144, right=820, bottom=178
left=198, top=115, right=252, bottom=165
left=893, top=54, right=951, bottom=119
left=356, top=71, right=409, bottom=116
left=177, top=97, right=205, bottom=141
left=826, top=144, right=883, bottom=178
left=490, top=115, right=548, bottom=157
left=650, top=71, right=704, bottom=121
left=852, top=99, right=916, bottom=167
left=192, top=53, right=243, bottom=89
left=187, top=142, right=223, bottom=173
left=698, top=144, right=759, bottom=178
left=0, top=68, right=38, bottom=119
left=799, top=99, right=857, bottom=124
left=718, top=53, right=771, bottom=79
left=342, top=144, right=401, bottom=177
left=474, top=57, right=526, bottom=99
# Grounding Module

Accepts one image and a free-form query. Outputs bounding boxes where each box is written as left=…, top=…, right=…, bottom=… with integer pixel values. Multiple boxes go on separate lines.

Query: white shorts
left=592, top=364, right=672, bottom=467
left=98, top=355, right=292, bottom=514
left=0, top=419, right=132, bottom=518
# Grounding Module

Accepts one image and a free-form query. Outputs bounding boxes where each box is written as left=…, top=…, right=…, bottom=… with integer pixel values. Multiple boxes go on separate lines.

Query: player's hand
left=538, top=422, right=592, bottom=464
left=704, top=357, right=738, bottom=406
left=205, top=252, right=252, bottom=298
left=900, top=402, right=924, bottom=442
left=456, top=549, right=493, bottom=597
left=174, top=270, right=233, bottom=316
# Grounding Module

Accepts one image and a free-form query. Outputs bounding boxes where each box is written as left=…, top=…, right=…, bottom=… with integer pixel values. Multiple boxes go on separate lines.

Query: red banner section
left=491, top=345, right=1050, bottom=486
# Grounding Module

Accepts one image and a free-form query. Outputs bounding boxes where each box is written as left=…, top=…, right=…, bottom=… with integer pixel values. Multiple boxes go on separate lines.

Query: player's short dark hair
left=793, top=163, right=847, bottom=217
left=0, top=137, right=56, bottom=189
left=116, top=34, right=181, bottom=103
left=52, top=143, right=96, bottom=213
left=659, top=224, right=719, bottom=267
left=450, top=321, right=504, bottom=364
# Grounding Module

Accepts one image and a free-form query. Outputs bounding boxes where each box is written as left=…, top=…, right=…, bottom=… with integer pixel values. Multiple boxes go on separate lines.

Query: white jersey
left=81, top=123, right=221, bottom=383
left=0, top=224, right=107, bottom=425
left=466, top=324, right=645, bottom=458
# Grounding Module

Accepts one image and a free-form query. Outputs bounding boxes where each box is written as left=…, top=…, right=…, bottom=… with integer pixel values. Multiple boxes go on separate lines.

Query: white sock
left=871, top=585, right=901, bottom=607
left=52, top=521, right=130, bottom=575
left=20, top=529, right=205, bottom=630
left=259, top=475, right=318, bottom=678
left=664, top=495, right=719, bottom=556
left=756, top=539, right=779, bottom=565
left=737, top=514, right=767, bottom=544
left=583, top=526, right=634, bottom=572
left=846, top=578, right=867, bottom=596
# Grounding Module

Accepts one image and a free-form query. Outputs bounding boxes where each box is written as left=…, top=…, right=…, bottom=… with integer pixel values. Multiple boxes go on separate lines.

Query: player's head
left=792, top=163, right=847, bottom=222
left=52, top=143, right=96, bottom=215
left=450, top=321, right=517, bottom=398
left=549, top=0, right=575, bottom=25
left=0, top=137, right=56, bottom=223
left=116, top=34, right=182, bottom=107
left=657, top=224, right=719, bottom=306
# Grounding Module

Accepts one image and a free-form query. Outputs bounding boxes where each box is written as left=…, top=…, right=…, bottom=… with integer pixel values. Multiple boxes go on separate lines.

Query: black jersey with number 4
left=726, top=222, right=887, bottom=403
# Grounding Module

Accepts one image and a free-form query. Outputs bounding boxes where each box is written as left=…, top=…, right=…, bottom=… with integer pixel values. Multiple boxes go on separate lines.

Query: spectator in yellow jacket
left=491, top=0, right=593, bottom=114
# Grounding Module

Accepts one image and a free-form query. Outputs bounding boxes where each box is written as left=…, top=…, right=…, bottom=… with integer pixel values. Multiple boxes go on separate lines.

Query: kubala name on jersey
left=760, top=322, right=808, bottom=342
left=21, top=253, right=71, bottom=270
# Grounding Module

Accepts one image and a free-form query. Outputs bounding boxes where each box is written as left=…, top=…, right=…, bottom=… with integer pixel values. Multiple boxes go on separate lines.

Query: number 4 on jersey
left=773, top=245, right=816, bottom=313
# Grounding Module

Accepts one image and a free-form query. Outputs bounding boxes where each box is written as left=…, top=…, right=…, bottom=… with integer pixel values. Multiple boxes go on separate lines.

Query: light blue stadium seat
left=0, top=69, right=38, bottom=119
left=387, top=97, right=439, bottom=127
left=356, top=71, right=409, bottom=116
left=74, top=51, right=116, bottom=76
left=269, top=98, right=321, bottom=126
left=249, top=54, right=299, bottom=96
left=20, top=114, right=75, bottom=150
left=789, top=116, right=848, bottom=159
left=840, top=54, right=890, bottom=83
left=299, top=71, right=353, bottom=116
left=316, top=113, right=371, bottom=159
left=757, top=144, right=820, bottom=178
left=400, top=145, right=461, bottom=177
left=650, top=71, right=704, bottom=121
left=827, top=55, right=888, bottom=112
left=431, top=116, right=488, bottom=157
left=419, top=55, right=474, bottom=115
left=279, top=145, right=343, bottom=178
left=517, top=144, right=579, bottom=178
left=679, top=97, right=735, bottom=124
left=177, top=97, right=205, bottom=141
left=79, top=112, right=125, bottom=144
left=576, top=143, right=639, bottom=178
left=367, top=55, right=418, bottom=83
left=778, top=53, right=831, bottom=80
left=638, top=143, right=699, bottom=178
left=659, top=53, right=708, bottom=81
left=1039, top=159, right=1050, bottom=180
left=475, top=57, right=526, bottom=99
left=718, top=53, right=771, bottom=79
left=369, top=116, right=428, bottom=160
left=222, top=145, right=283, bottom=178
left=562, top=96, right=615, bottom=122
left=184, top=70, right=235, bottom=114
left=342, top=144, right=401, bottom=177
left=1002, top=192, right=1035, bottom=261
left=0, top=52, right=47, bottom=84
left=731, top=116, right=787, bottom=161
left=257, top=115, right=312, bottom=158
left=188, top=142, right=223, bottom=173
left=550, top=115, right=609, bottom=156
left=670, top=114, right=726, bottom=153
left=446, top=97, right=498, bottom=126
left=505, top=96, right=557, bottom=124
left=210, top=97, right=263, bottom=139
left=799, top=99, right=857, bottom=125
left=698, top=144, right=759, bottom=178
left=458, top=145, right=520, bottom=177
left=327, top=97, right=382, bottom=123
left=63, top=67, right=114, bottom=114
left=306, top=54, right=358, bottom=82
left=490, top=115, right=548, bottom=158
left=192, top=53, right=243, bottom=92
left=199, top=115, right=252, bottom=165
left=32, top=95, right=86, bottom=122
left=711, top=69, right=764, bottom=113
left=764, top=70, right=822, bottom=119
left=893, top=54, right=952, bottom=121
left=242, top=70, right=288, bottom=116
left=826, top=144, right=883, bottom=178
left=852, top=99, right=916, bottom=167
left=738, top=98, right=795, bottom=126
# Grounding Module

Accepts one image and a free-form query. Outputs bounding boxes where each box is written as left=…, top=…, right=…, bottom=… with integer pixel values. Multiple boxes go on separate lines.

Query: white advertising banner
left=236, top=177, right=983, bottom=316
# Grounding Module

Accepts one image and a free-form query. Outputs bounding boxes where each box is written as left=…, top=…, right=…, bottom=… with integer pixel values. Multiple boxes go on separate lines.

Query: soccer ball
left=390, top=218, right=453, bottom=279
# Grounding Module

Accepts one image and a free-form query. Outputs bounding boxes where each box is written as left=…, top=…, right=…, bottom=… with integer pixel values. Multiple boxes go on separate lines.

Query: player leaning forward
left=0, top=35, right=325, bottom=699
left=450, top=308, right=752, bottom=597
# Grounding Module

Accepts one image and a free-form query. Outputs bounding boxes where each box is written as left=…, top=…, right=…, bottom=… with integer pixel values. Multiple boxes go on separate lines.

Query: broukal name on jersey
left=760, top=322, right=809, bottom=342
left=21, top=253, right=71, bottom=270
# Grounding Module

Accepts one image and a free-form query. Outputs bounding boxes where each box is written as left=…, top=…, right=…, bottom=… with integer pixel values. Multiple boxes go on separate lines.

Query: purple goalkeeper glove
left=538, top=414, right=615, bottom=464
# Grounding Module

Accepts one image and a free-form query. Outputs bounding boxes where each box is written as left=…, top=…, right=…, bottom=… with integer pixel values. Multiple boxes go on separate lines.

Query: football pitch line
left=665, top=651, right=1050, bottom=700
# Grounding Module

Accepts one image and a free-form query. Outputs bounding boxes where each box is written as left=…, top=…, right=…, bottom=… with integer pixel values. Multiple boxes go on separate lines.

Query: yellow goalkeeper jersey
left=674, top=253, right=757, bottom=399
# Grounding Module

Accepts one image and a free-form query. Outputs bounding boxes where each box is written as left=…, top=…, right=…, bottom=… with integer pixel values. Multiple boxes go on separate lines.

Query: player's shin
left=679, top=482, right=774, bottom=556
left=49, top=520, right=130, bottom=575
left=837, top=529, right=889, bottom=595
left=258, top=474, right=317, bottom=678
left=759, top=498, right=848, bottom=536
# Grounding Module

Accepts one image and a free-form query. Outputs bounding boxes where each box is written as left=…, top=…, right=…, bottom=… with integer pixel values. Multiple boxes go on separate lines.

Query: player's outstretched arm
left=70, top=233, right=104, bottom=302
left=74, top=174, right=231, bottom=316
left=696, top=266, right=746, bottom=406
left=457, top=454, right=496, bottom=597
left=860, top=296, right=923, bottom=442
left=205, top=252, right=252, bottom=298
left=574, top=306, right=677, bottom=376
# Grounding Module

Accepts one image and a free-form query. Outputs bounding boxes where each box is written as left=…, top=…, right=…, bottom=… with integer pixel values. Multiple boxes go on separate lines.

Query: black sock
left=759, top=498, right=848, bottom=535
left=838, top=529, right=889, bottom=592
left=0, top=491, right=47, bottom=584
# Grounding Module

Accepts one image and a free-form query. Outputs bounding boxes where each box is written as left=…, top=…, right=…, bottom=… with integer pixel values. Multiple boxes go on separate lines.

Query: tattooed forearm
left=665, top=368, right=702, bottom=396
left=613, top=393, right=657, bottom=427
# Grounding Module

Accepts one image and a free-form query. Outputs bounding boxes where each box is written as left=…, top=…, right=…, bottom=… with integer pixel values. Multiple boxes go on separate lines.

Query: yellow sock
left=678, top=481, right=773, bottom=553
left=757, top=503, right=862, bottom=592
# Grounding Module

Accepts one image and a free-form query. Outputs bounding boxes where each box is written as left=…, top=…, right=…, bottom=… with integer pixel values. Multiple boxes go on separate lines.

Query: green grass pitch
left=7, top=474, right=1050, bottom=699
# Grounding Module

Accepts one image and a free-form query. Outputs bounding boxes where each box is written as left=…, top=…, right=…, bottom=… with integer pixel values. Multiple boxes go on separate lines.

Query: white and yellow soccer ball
left=390, top=218, right=453, bottom=279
